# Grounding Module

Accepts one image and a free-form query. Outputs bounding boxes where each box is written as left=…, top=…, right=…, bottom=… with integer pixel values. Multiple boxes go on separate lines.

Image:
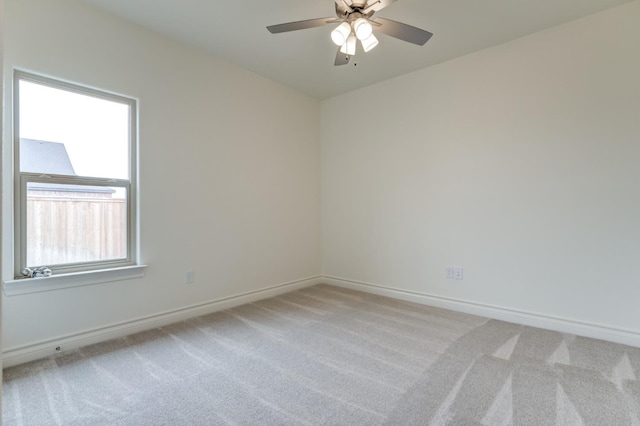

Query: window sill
left=3, top=265, right=147, bottom=296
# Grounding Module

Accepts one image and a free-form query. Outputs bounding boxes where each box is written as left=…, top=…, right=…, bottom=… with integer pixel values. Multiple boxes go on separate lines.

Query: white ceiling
left=82, top=0, right=632, bottom=100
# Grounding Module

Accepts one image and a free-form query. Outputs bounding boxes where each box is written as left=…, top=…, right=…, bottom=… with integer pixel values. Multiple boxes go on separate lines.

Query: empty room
left=1, top=0, right=640, bottom=424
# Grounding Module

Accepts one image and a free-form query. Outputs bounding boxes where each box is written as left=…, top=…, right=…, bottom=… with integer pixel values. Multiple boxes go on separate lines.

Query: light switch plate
left=446, top=267, right=454, bottom=279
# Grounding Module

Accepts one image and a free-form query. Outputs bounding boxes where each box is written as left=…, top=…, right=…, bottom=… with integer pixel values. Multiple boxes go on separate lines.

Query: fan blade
left=363, top=0, right=397, bottom=14
left=334, top=49, right=351, bottom=66
left=267, top=17, right=334, bottom=34
left=374, top=17, right=433, bottom=45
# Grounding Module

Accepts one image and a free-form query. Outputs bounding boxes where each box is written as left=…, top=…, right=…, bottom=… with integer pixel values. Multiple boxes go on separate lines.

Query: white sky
left=19, top=80, right=130, bottom=180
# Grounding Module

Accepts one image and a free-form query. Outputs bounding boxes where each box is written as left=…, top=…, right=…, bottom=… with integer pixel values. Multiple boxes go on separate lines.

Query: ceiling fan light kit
left=353, top=17, right=373, bottom=40
left=267, top=0, right=433, bottom=66
left=333, top=15, right=375, bottom=54
left=361, top=33, right=379, bottom=52
left=331, top=21, right=352, bottom=46
left=340, top=34, right=358, bottom=55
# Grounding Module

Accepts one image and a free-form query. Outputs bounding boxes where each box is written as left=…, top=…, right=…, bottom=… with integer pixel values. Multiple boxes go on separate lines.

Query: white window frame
left=13, top=71, right=139, bottom=279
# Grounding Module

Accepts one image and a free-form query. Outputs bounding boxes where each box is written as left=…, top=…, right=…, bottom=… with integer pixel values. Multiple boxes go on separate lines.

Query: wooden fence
left=27, top=190, right=126, bottom=266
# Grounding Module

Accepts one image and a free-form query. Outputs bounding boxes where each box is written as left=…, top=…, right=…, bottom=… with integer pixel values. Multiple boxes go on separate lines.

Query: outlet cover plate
left=454, top=267, right=463, bottom=280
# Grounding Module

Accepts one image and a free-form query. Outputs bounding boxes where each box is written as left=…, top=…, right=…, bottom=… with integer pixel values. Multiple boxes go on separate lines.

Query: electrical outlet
left=454, top=267, right=464, bottom=280
left=445, top=267, right=454, bottom=279
left=186, top=270, right=194, bottom=284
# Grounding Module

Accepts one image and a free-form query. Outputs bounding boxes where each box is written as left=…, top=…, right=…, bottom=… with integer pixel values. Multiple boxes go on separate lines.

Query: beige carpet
left=3, top=284, right=640, bottom=425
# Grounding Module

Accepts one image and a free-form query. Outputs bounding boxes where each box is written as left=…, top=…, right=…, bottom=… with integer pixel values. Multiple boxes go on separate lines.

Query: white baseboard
left=7, top=274, right=639, bottom=368
left=323, top=275, right=640, bottom=348
left=2, top=276, right=322, bottom=368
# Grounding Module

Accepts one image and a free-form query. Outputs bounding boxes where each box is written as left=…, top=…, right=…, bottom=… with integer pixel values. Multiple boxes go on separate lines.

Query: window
left=14, top=71, right=137, bottom=278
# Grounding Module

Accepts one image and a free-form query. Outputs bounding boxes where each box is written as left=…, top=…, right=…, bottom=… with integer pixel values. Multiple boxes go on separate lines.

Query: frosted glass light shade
left=361, top=33, right=379, bottom=52
left=340, top=34, right=357, bottom=56
left=331, top=22, right=352, bottom=46
left=353, top=18, right=373, bottom=40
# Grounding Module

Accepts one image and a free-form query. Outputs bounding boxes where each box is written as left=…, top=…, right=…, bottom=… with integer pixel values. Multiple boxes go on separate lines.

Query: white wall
left=2, top=0, right=321, bottom=352
left=322, top=2, right=640, bottom=333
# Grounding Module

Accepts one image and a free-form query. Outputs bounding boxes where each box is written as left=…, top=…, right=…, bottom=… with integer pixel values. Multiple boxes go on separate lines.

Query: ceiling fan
left=267, top=0, right=433, bottom=66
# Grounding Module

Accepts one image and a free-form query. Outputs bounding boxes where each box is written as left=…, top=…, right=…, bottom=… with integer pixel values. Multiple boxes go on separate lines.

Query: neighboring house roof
left=20, top=138, right=115, bottom=195
left=20, top=138, right=77, bottom=175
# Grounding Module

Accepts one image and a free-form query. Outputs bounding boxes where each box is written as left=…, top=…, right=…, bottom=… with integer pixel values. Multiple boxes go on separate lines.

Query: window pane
left=26, top=182, right=127, bottom=267
left=19, top=80, right=130, bottom=179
